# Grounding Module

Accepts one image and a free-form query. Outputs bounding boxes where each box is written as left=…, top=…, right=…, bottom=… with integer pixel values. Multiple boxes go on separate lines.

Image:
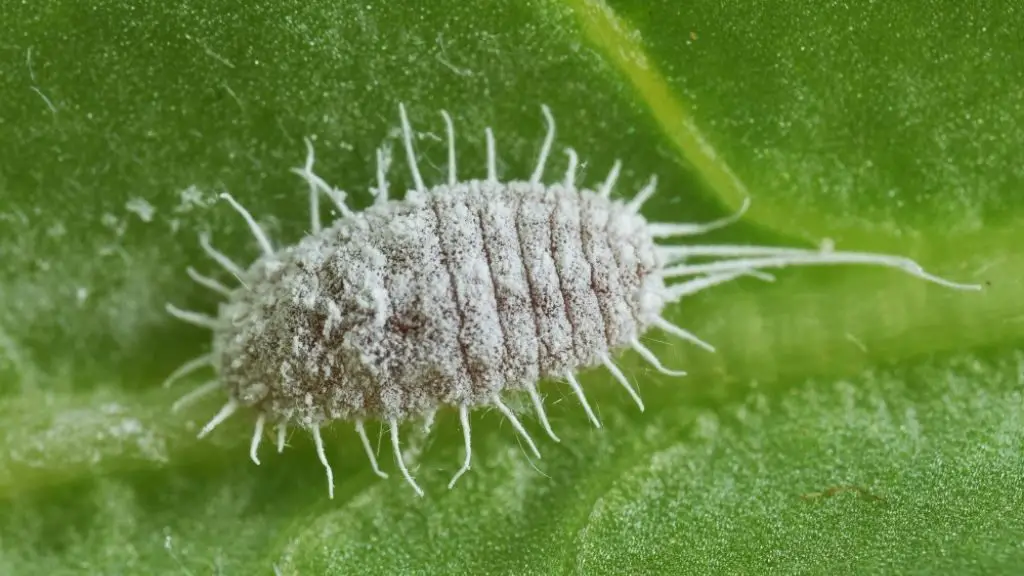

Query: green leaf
left=2, top=0, right=1022, bottom=574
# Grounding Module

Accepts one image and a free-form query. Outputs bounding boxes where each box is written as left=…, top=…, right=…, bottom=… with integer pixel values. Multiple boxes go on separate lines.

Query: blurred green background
left=1, top=0, right=1022, bottom=573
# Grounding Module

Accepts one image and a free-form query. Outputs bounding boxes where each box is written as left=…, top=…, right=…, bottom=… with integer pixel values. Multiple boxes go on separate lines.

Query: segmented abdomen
left=214, top=180, right=663, bottom=425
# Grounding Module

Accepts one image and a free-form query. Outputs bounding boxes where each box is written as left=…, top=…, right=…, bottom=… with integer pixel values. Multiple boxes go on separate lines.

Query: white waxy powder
left=164, top=104, right=981, bottom=498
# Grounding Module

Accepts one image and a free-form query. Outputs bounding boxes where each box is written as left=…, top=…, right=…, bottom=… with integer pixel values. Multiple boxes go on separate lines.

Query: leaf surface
left=1, top=1, right=1022, bottom=573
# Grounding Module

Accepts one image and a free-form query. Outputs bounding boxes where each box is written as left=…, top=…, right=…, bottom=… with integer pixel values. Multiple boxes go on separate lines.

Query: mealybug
left=164, top=104, right=980, bottom=497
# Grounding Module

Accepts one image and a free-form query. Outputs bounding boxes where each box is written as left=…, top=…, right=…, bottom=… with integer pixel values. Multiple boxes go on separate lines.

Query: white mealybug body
left=164, top=104, right=980, bottom=498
